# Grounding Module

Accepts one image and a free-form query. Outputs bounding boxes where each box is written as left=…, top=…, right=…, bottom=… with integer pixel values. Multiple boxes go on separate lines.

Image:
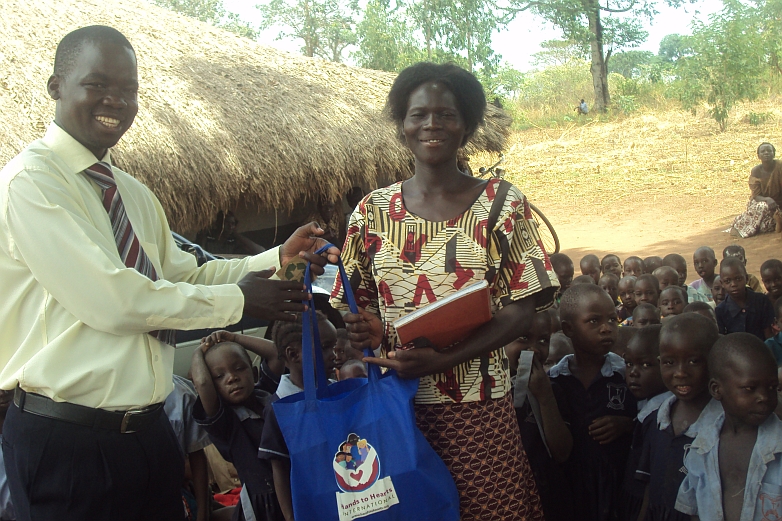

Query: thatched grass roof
left=0, top=0, right=511, bottom=232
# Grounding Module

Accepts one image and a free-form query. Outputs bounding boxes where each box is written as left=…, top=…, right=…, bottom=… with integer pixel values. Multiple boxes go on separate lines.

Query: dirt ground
left=472, top=100, right=782, bottom=281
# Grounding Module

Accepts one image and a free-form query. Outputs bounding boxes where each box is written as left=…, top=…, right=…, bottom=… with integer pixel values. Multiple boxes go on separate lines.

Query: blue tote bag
left=273, top=245, right=460, bottom=521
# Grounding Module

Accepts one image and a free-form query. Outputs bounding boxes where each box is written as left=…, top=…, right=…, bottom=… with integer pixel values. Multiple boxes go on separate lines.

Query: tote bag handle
left=301, top=244, right=381, bottom=402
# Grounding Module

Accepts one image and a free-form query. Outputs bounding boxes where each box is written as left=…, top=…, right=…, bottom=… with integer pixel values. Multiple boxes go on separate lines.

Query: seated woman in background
left=731, top=142, right=782, bottom=238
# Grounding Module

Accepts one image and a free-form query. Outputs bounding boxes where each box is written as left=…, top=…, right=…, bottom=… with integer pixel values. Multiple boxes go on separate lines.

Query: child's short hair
left=336, top=328, right=349, bottom=340
left=720, top=256, right=747, bottom=276
left=761, top=259, right=782, bottom=274
left=628, top=323, right=663, bottom=353
left=653, top=266, right=680, bottom=283
left=633, top=303, right=661, bottom=321
left=683, top=301, right=714, bottom=314
left=708, top=332, right=775, bottom=381
left=601, top=254, right=621, bottom=265
left=339, top=359, right=368, bottom=380
left=660, top=313, right=718, bottom=353
left=661, top=285, right=688, bottom=303
left=625, top=255, right=643, bottom=266
left=722, top=244, right=745, bottom=259
left=271, top=311, right=330, bottom=360
left=636, top=274, right=660, bottom=292
left=580, top=254, right=600, bottom=271
left=663, top=253, right=686, bottom=269
left=643, top=256, right=663, bottom=273
left=205, top=341, right=253, bottom=367
left=550, top=253, right=573, bottom=271
left=695, top=245, right=716, bottom=258
left=572, top=274, right=597, bottom=285
left=559, top=284, right=610, bottom=323
left=599, top=273, right=619, bottom=285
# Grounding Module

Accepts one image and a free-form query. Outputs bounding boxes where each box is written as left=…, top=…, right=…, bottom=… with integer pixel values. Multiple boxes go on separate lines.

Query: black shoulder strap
left=484, top=179, right=512, bottom=287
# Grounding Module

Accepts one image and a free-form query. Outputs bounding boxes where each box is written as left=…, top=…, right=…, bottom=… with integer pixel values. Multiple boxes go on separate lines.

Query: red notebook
left=392, top=280, right=492, bottom=351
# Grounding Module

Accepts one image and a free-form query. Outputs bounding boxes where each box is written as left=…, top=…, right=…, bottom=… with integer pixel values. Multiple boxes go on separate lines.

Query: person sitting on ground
left=631, top=303, right=662, bottom=329
left=723, top=244, right=763, bottom=292
left=195, top=210, right=266, bottom=256
left=761, top=259, right=782, bottom=310
left=550, top=253, right=575, bottom=302
left=580, top=254, right=601, bottom=284
left=652, top=266, right=680, bottom=291
left=634, top=274, right=661, bottom=308
left=676, top=333, right=782, bottom=521
left=715, top=257, right=775, bottom=340
left=764, top=297, right=782, bottom=365
left=617, top=276, right=637, bottom=321
left=601, top=254, right=623, bottom=280
left=643, top=256, right=663, bottom=274
left=659, top=286, right=687, bottom=320
left=624, top=256, right=644, bottom=278
left=730, top=142, right=782, bottom=238
left=711, top=275, right=726, bottom=305
left=688, top=246, right=718, bottom=306
left=576, top=99, right=588, bottom=115
left=662, top=253, right=688, bottom=289
left=599, top=273, right=620, bottom=306
left=682, top=301, right=717, bottom=325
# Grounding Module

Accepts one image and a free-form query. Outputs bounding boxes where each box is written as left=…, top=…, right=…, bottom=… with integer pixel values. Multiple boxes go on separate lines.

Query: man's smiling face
left=48, top=40, right=138, bottom=159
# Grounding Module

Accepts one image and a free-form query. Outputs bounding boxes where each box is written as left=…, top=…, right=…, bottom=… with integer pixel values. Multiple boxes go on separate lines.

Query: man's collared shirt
left=0, top=123, right=280, bottom=410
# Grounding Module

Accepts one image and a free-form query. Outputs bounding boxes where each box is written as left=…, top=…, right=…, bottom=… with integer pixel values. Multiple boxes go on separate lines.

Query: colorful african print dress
left=732, top=162, right=782, bottom=238
left=331, top=178, right=558, bottom=521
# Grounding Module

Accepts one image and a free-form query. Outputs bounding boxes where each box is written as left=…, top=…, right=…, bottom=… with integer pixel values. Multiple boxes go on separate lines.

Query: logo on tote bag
left=333, top=433, right=399, bottom=520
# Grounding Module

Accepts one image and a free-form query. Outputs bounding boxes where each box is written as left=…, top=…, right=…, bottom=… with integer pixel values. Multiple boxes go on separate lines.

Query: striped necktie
left=83, top=162, right=176, bottom=346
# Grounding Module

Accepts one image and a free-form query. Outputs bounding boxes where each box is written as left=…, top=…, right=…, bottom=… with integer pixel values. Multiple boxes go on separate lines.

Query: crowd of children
left=507, top=245, right=782, bottom=521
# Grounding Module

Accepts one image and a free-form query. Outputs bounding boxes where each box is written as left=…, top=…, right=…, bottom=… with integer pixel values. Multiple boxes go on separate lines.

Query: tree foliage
left=152, top=0, right=259, bottom=38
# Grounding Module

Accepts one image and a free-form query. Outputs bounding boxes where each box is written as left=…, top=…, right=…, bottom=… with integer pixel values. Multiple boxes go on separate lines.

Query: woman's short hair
left=385, top=62, right=486, bottom=145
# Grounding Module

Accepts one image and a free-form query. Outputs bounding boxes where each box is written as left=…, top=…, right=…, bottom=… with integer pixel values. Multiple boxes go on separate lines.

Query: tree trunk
left=585, top=0, right=609, bottom=112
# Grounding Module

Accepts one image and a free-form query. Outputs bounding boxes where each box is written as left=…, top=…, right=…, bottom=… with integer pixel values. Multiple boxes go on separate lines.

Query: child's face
left=204, top=344, right=257, bottom=406
left=644, top=257, right=662, bottom=274
left=693, top=250, right=718, bottom=280
left=599, top=277, right=619, bottom=304
left=625, top=339, right=666, bottom=400
left=554, top=262, right=574, bottom=293
left=713, top=356, right=778, bottom=428
left=761, top=267, right=782, bottom=302
left=659, top=335, right=710, bottom=403
left=633, top=307, right=661, bottom=328
left=720, top=265, right=748, bottom=302
left=655, top=270, right=679, bottom=291
left=601, top=256, right=622, bottom=279
left=518, top=312, right=552, bottom=365
left=634, top=279, right=659, bottom=306
left=319, top=320, right=339, bottom=377
left=659, top=288, right=686, bottom=317
left=581, top=261, right=601, bottom=284
left=563, top=291, right=618, bottom=356
left=711, top=276, right=725, bottom=304
left=669, top=260, right=688, bottom=286
left=618, top=279, right=637, bottom=310
left=624, top=259, right=643, bottom=278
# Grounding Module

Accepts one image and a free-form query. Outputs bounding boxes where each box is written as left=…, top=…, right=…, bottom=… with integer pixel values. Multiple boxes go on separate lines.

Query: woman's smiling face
left=403, top=82, right=467, bottom=166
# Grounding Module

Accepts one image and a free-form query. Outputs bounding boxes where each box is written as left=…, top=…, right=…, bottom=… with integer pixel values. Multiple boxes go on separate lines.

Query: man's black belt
left=13, top=387, right=163, bottom=434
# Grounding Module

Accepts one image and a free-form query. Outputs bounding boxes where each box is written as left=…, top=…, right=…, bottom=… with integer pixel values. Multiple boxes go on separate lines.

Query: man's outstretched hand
left=238, top=268, right=311, bottom=322
left=280, top=222, right=340, bottom=276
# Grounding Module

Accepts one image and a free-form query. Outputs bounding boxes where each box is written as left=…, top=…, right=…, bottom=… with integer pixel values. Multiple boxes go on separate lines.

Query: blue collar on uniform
left=548, top=352, right=626, bottom=378
left=692, top=407, right=782, bottom=458
left=656, top=396, right=723, bottom=437
left=637, top=391, right=673, bottom=422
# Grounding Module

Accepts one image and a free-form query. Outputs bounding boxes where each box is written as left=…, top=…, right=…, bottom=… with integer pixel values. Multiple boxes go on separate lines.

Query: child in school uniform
left=617, top=276, right=637, bottom=322
left=634, top=314, right=721, bottom=521
left=512, top=311, right=573, bottom=521
left=622, top=324, right=670, bottom=521
left=688, top=247, right=718, bottom=306
left=659, top=286, right=687, bottom=320
left=715, top=257, right=775, bottom=340
left=258, top=313, right=337, bottom=521
left=551, top=284, right=637, bottom=521
left=163, top=374, right=213, bottom=521
left=676, top=333, right=782, bottom=521
left=190, top=338, right=283, bottom=521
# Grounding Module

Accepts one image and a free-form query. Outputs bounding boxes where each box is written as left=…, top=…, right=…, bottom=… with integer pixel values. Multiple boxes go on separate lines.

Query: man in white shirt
left=0, top=25, right=337, bottom=521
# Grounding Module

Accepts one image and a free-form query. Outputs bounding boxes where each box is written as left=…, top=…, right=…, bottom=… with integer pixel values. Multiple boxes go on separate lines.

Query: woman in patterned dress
left=731, top=142, right=782, bottom=237
left=330, top=62, right=558, bottom=521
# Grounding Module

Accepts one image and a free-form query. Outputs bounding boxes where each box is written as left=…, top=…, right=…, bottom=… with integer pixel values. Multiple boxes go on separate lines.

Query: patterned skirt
left=732, top=199, right=778, bottom=238
left=414, top=393, right=544, bottom=521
